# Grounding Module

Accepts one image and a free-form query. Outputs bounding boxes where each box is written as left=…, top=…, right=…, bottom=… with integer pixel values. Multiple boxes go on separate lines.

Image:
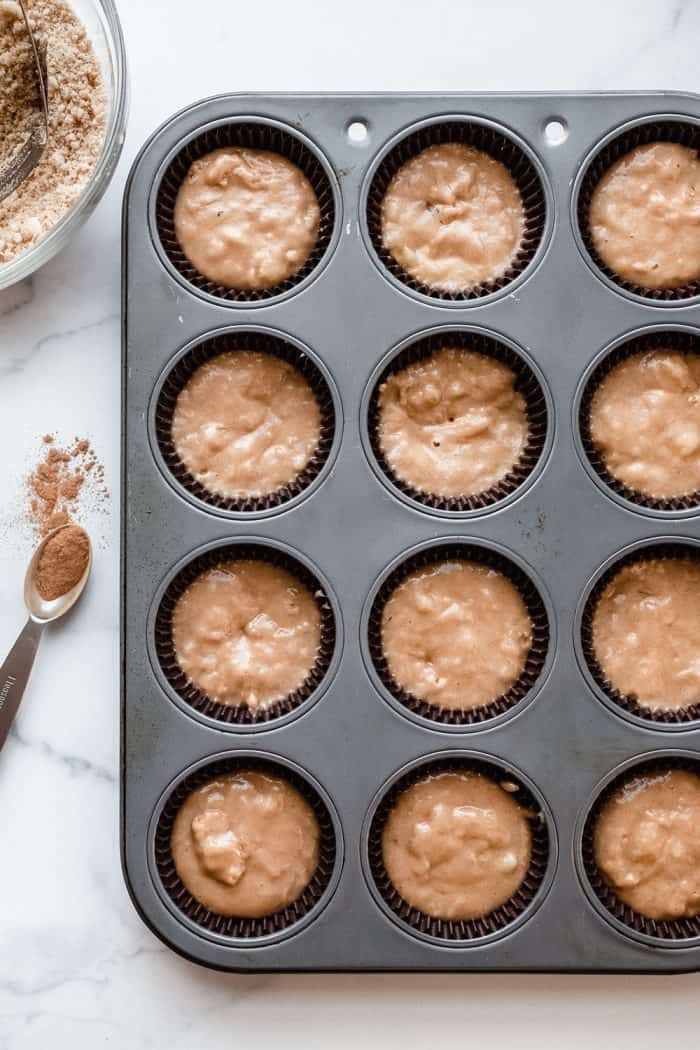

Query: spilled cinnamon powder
left=26, top=434, right=107, bottom=537
left=36, top=523, right=90, bottom=600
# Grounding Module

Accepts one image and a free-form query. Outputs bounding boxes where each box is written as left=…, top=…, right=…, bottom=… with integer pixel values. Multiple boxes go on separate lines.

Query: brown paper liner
left=367, top=330, right=549, bottom=511
left=154, top=331, right=336, bottom=514
left=154, top=755, right=337, bottom=939
left=154, top=543, right=336, bottom=726
left=579, top=330, right=700, bottom=513
left=366, top=120, right=547, bottom=301
left=577, top=119, right=700, bottom=301
left=367, top=755, right=550, bottom=941
left=368, top=542, right=550, bottom=726
left=582, top=755, right=700, bottom=941
left=155, top=122, right=336, bottom=302
left=581, top=543, right=700, bottom=724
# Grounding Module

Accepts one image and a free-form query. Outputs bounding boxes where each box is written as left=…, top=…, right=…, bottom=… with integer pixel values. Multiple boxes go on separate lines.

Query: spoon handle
left=0, top=619, right=44, bottom=753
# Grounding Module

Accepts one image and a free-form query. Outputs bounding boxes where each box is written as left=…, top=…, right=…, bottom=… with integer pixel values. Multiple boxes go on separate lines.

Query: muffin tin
left=122, top=92, right=700, bottom=972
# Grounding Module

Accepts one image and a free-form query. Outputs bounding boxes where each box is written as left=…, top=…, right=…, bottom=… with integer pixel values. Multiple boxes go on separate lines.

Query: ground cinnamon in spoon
left=36, top=524, right=89, bottom=600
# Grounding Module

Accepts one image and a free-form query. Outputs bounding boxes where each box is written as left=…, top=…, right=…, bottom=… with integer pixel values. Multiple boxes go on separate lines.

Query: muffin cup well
left=154, top=542, right=336, bottom=726
left=580, top=541, right=700, bottom=725
left=367, top=329, right=549, bottom=513
left=154, top=754, right=338, bottom=941
left=154, top=120, right=337, bottom=303
left=580, top=754, right=700, bottom=944
left=365, top=118, right=548, bottom=302
left=367, top=542, right=550, bottom=727
left=578, top=329, right=700, bottom=514
left=575, top=118, right=700, bottom=302
left=366, top=754, right=551, bottom=943
left=153, top=330, right=337, bottom=515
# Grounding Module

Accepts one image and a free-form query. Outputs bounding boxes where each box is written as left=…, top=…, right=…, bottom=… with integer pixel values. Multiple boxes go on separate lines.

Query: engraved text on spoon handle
left=0, top=619, right=44, bottom=753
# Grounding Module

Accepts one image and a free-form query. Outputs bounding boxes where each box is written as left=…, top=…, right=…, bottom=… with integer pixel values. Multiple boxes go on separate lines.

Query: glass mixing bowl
left=0, top=0, right=128, bottom=290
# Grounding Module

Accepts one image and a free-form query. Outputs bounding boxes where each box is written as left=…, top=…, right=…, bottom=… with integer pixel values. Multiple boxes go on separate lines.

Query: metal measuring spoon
left=0, top=525, right=92, bottom=752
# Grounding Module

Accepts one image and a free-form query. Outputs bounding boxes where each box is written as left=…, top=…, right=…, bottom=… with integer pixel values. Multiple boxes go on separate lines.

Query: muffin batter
left=171, top=351, right=321, bottom=500
left=589, top=349, right=700, bottom=499
left=382, top=771, right=532, bottom=920
left=172, top=770, right=320, bottom=917
left=172, top=559, right=322, bottom=709
left=380, top=143, right=525, bottom=293
left=174, top=147, right=320, bottom=289
left=381, top=559, right=532, bottom=709
left=378, top=347, right=529, bottom=498
left=589, top=142, right=700, bottom=290
left=592, top=558, right=700, bottom=711
left=594, top=769, right=700, bottom=920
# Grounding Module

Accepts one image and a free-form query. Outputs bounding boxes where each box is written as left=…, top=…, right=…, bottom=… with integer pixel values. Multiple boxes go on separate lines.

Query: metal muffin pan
left=122, top=92, right=700, bottom=973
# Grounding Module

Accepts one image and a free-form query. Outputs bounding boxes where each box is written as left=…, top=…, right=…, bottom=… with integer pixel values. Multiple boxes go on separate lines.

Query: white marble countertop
left=1, top=0, right=699, bottom=1045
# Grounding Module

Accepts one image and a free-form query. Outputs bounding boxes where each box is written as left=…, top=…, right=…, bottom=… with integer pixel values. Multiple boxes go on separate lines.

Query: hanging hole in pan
left=347, top=119, right=369, bottom=146
left=543, top=118, right=568, bottom=146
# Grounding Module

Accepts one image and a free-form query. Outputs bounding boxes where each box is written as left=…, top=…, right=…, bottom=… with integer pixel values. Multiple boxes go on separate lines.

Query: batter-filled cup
left=367, top=543, right=550, bottom=726
left=367, top=330, right=549, bottom=512
left=578, top=330, right=700, bottom=513
left=580, top=543, right=700, bottom=725
left=154, top=331, right=337, bottom=514
left=367, top=755, right=551, bottom=942
left=154, top=756, right=338, bottom=939
left=154, top=544, right=337, bottom=726
left=576, top=119, right=700, bottom=302
left=154, top=121, right=337, bottom=302
left=581, top=756, right=700, bottom=942
left=365, top=120, right=547, bottom=302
